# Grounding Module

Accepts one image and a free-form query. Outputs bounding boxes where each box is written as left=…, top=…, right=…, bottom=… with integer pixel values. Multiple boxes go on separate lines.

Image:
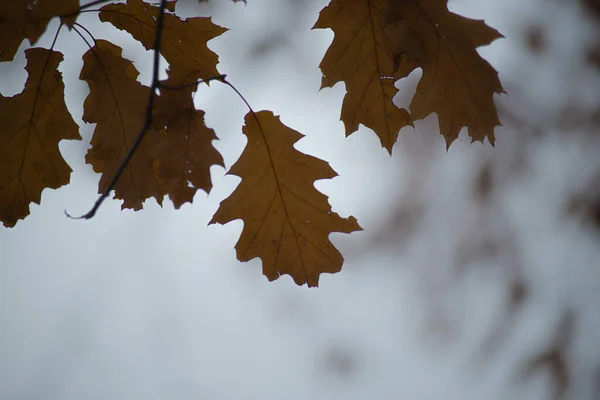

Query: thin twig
left=71, top=22, right=96, bottom=49
left=67, top=0, right=169, bottom=220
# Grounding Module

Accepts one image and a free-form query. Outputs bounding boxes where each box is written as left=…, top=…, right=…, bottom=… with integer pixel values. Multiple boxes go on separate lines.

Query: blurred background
left=1, top=0, right=599, bottom=398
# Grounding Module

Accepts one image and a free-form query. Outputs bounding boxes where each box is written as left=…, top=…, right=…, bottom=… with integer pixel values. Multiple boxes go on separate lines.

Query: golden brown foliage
left=0, top=0, right=503, bottom=285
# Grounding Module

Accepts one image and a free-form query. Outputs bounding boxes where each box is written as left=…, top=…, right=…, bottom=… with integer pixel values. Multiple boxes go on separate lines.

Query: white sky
left=1, top=0, right=600, bottom=399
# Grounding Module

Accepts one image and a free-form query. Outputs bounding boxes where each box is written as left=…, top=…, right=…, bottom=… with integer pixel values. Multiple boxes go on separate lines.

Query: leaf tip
left=349, top=215, right=363, bottom=232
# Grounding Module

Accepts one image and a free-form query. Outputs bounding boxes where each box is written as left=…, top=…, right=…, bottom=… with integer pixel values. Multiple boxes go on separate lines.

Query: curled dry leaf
left=0, top=0, right=78, bottom=62
left=0, top=48, right=80, bottom=227
left=314, top=0, right=504, bottom=150
left=211, top=111, right=361, bottom=287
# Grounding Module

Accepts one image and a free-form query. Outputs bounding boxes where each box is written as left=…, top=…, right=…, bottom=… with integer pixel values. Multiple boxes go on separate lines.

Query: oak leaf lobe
left=211, top=111, right=361, bottom=287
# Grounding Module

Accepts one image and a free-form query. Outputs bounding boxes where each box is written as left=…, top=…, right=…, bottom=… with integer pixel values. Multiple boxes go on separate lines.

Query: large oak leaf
left=314, top=0, right=503, bottom=150
left=0, top=48, right=80, bottom=227
left=211, top=111, right=361, bottom=287
left=0, top=0, right=78, bottom=62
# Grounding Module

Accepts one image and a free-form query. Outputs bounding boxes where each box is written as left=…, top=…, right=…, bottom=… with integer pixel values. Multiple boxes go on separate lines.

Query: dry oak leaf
left=314, top=0, right=504, bottom=150
left=210, top=111, right=361, bottom=287
left=81, top=40, right=222, bottom=210
left=0, top=0, right=78, bottom=62
left=0, top=48, right=80, bottom=227
left=152, top=91, right=224, bottom=208
left=99, top=0, right=226, bottom=88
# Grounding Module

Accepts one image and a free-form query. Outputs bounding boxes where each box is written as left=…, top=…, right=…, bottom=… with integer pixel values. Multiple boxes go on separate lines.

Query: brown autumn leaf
left=314, top=0, right=503, bottom=150
left=81, top=40, right=222, bottom=210
left=210, top=111, right=361, bottom=287
left=0, top=0, right=78, bottom=62
left=0, top=48, right=80, bottom=227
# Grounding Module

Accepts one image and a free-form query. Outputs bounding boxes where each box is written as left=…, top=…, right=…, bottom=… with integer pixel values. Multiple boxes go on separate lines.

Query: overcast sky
left=1, top=0, right=600, bottom=399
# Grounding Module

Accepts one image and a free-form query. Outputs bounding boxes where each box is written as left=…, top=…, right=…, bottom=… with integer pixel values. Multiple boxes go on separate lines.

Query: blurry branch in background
left=521, top=311, right=574, bottom=400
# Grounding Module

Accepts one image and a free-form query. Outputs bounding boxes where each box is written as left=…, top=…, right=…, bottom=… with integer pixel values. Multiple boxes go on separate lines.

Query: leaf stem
left=218, top=77, right=256, bottom=116
left=71, top=22, right=97, bottom=50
